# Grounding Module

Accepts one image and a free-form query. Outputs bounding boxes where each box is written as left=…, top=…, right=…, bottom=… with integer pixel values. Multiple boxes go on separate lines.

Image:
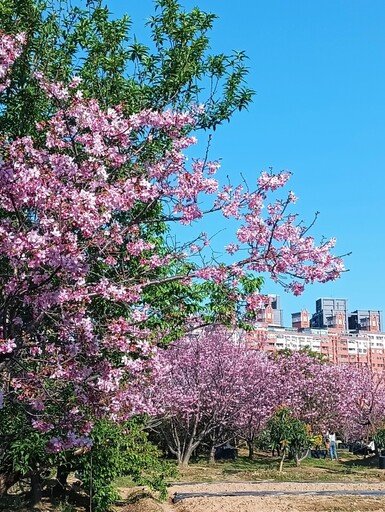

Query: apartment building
left=246, top=297, right=385, bottom=372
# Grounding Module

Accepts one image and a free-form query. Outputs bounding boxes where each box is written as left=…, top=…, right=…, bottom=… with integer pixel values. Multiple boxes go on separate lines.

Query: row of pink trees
left=152, top=329, right=385, bottom=465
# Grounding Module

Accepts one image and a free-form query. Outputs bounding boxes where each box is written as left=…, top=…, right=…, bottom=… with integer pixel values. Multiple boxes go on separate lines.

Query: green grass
left=114, top=450, right=385, bottom=492
left=167, top=449, right=385, bottom=485
left=113, top=475, right=137, bottom=488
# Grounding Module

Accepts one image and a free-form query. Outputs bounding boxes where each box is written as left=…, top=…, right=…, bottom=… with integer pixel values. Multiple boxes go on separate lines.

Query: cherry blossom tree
left=273, top=352, right=349, bottom=432
left=154, top=340, right=385, bottom=467
left=234, top=352, right=278, bottom=460
left=271, top=352, right=385, bottom=443
left=0, top=30, right=347, bottom=502
left=342, top=368, right=385, bottom=441
left=235, top=352, right=364, bottom=461
left=152, top=327, right=259, bottom=465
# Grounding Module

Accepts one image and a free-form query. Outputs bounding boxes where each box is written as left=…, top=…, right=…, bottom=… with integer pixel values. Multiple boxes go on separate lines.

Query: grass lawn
left=170, top=449, right=385, bottom=484
left=111, top=448, right=385, bottom=490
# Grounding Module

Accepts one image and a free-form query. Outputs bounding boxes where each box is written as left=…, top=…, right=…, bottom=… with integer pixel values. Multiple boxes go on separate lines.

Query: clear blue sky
left=109, top=0, right=385, bottom=324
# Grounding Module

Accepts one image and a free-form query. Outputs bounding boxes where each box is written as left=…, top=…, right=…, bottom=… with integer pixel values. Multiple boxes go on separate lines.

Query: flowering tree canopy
left=268, top=351, right=385, bottom=445
left=152, top=327, right=268, bottom=465
left=234, top=351, right=278, bottom=459
left=153, top=335, right=385, bottom=465
left=0, top=32, right=346, bottom=457
left=273, top=352, right=361, bottom=432
left=342, top=367, right=385, bottom=440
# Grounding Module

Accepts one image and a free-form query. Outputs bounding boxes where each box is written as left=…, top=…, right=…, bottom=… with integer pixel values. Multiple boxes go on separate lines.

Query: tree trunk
left=179, top=446, right=195, bottom=466
left=0, top=471, right=19, bottom=496
left=296, top=449, right=309, bottom=466
left=247, top=440, right=254, bottom=460
left=52, top=465, right=70, bottom=498
left=279, top=450, right=286, bottom=472
left=29, top=471, right=42, bottom=506
left=209, top=444, right=216, bottom=464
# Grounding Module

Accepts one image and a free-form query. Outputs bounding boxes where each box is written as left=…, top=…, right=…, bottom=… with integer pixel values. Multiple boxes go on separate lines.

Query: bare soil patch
left=173, top=494, right=385, bottom=512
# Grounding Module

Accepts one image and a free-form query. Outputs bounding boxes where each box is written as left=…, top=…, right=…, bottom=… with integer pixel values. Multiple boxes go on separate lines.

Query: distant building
left=348, top=310, right=383, bottom=332
left=247, top=325, right=385, bottom=371
left=246, top=296, right=385, bottom=372
left=291, top=309, right=310, bottom=330
left=256, top=294, right=283, bottom=327
left=310, top=298, right=348, bottom=330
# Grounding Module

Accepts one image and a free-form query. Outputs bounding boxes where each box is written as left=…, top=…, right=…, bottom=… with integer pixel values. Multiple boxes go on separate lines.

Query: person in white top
left=326, top=431, right=338, bottom=460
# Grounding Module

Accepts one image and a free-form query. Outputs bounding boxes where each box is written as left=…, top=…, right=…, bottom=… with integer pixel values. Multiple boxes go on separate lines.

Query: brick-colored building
left=246, top=298, right=385, bottom=372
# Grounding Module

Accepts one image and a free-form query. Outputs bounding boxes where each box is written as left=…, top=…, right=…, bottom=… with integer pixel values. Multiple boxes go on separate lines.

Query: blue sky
left=109, top=0, right=385, bottom=325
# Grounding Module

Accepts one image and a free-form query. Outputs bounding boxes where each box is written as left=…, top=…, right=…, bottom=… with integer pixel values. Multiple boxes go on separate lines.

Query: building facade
left=247, top=297, right=385, bottom=372
left=255, top=294, right=283, bottom=327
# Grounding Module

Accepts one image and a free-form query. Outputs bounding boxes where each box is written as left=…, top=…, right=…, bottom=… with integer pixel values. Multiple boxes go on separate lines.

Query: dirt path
left=164, top=481, right=385, bottom=512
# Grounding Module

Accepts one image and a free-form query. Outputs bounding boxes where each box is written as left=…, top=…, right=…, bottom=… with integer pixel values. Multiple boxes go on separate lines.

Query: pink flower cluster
left=0, top=32, right=25, bottom=92
left=0, top=338, right=16, bottom=354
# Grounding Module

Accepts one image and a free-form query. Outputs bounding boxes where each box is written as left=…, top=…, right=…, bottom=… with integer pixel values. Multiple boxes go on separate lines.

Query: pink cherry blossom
left=0, top=33, right=347, bottom=452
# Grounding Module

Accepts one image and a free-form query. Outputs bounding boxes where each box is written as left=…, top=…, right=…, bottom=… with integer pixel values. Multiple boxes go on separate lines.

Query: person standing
left=327, top=431, right=338, bottom=460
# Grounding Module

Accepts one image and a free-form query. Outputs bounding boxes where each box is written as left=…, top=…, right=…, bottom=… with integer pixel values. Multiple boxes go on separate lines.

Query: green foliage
left=57, top=501, right=76, bottom=512
left=195, top=273, right=264, bottom=329
left=298, top=347, right=328, bottom=363
left=239, top=274, right=264, bottom=295
left=141, top=269, right=263, bottom=344
left=267, top=408, right=311, bottom=470
left=287, top=422, right=311, bottom=463
left=8, top=433, right=47, bottom=475
left=0, top=0, right=254, bottom=138
left=255, top=429, right=272, bottom=451
left=374, top=427, right=385, bottom=453
left=0, top=402, right=58, bottom=477
left=145, top=0, right=254, bottom=127
left=77, top=418, right=175, bottom=512
left=275, top=347, right=328, bottom=363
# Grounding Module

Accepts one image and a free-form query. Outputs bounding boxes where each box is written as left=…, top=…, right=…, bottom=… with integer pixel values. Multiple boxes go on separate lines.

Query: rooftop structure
left=310, top=298, right=348, bottom=330
left=348, top=310, right=383, bottom=332
left=255, top=294, right=283, bottom=327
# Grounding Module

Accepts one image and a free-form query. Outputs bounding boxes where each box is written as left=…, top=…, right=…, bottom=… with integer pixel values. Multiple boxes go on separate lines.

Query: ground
left=2, top=451, right=385, bottom=511
left=167, top=481, right=385, bottom=512
left=163, top=451, right=385, bottom=511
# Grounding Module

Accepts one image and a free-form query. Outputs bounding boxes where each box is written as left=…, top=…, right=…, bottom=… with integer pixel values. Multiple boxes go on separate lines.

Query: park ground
left=2, top=450, right=385, bottom=511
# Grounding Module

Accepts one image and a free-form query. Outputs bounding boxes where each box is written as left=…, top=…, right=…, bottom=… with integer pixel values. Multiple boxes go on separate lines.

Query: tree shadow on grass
left=341, top=454, right=379, bottom=469
left=221, top=454, right=282, bottom=476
